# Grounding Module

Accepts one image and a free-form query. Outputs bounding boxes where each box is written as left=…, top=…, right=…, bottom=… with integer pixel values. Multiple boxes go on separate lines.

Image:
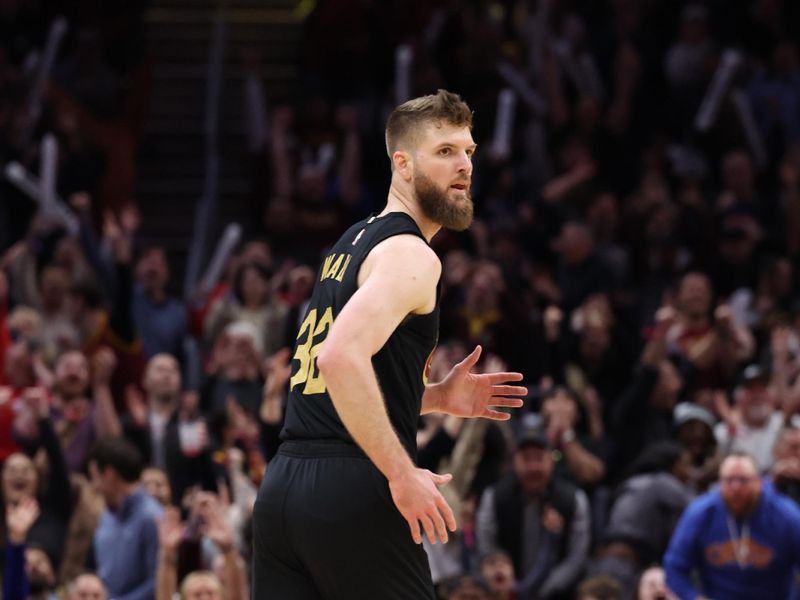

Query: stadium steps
left=135, top=0, right=302, bottom=293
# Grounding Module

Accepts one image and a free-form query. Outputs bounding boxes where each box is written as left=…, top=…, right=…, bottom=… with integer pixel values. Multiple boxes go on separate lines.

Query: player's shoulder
left=369, top=233, right=440, bottom=273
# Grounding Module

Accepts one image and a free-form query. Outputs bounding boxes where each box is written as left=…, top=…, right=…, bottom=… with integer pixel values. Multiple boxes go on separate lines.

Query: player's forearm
left=319, top=350, right=415, bottom=480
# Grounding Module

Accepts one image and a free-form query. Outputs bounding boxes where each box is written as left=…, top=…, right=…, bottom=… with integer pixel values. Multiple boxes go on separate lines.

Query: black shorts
left=252, top=440, right=436, bottom=600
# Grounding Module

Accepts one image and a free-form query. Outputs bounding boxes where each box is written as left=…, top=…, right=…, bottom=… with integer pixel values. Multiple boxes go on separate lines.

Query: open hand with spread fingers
left=427, top=345, right=526, bottom=420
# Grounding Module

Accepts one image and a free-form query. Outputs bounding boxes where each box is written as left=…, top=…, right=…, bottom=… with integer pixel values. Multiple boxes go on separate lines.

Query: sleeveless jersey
left=280, top=212, right=440, bottom=457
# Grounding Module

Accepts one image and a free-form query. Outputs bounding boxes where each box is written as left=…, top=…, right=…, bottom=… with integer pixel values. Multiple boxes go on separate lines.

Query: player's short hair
left=385, top=89, right=472, bottom=160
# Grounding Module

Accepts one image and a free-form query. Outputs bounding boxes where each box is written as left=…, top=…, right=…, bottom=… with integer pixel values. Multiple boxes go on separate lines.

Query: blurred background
left=2, top=1, right=800, bottom=599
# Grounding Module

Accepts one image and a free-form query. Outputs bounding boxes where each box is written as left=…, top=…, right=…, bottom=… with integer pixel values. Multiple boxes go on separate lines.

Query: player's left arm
left=421, top=345, right=526, bottom=419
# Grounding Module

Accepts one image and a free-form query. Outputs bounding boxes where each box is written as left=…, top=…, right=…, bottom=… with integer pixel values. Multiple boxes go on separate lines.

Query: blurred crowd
left=3, top=0, right=800, bottom=599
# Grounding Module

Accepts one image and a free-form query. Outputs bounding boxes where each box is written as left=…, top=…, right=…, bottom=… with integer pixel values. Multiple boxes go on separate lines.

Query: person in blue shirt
left=664, top=452, right=800, bottom=600
left=89, top=437, right=163, bottom=600
left=132, top=246, right=187, bottom=362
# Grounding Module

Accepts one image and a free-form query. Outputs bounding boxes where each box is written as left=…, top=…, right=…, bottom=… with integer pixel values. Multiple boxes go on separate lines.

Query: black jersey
left=280, top=212, right=439, bottom=457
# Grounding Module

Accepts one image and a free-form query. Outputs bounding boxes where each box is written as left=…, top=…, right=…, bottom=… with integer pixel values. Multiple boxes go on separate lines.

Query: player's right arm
left=316, top=233, right=457, bottom=545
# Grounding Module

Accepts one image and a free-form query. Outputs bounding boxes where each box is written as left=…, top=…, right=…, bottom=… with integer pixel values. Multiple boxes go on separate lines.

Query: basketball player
left=252, top=89, right=527, bottom=599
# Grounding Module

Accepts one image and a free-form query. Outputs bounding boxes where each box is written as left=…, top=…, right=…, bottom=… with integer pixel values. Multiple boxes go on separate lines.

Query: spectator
left=714, top=365, right=785, bottom=473
left=574, top=575, right=622, bottom=600
left=539, top=387, right=605, bottom=488
left=20, top=545, right=58, bottom=600
left=141, top=468, right=171, bottom=508
left=3, top=463, right=66, bottom=600
left=439, top=574, right=493, bottom=600
left=36, top=265, right=79, bottom=363
left=201, top=322, right=265, bottom=417
left=664, top=5, right=713, bottom=91
left=553, top=222, right=614, bottom=315
left=770, top=427, right=800, bottom=505
left=609, top=306, right=684, bottom=479
left=476, top=421, right=591, bottom=599
left=129, top=353, right=182, bottom=469
left=2, top=387, right=74, bottom=574
left=748, top=40, right=800, bottom=156
left=3, top=496, right=41, bottom=600
left=155, top=495, right=244, bottom=600
left=89, top=437, right=163, bottom=600
left=205, top=262, right=288, bottom=360
left=51, top=348, right=121, bottom=473
left=591, top=442, right=692, bottom=594
left=673, top=402, right=720, bottom=493
left=664, top=453, right=800, bottom=600
left=635, top=566, right=677, bottom=600
left=65, top=233, right=145, bottom=409
left=279, top=264, right=315, bottom=349
left=133, top=246, right=188, bottom=362
left=665, top=272, right=754, bottom=390
left=478, top=550, right=516, bottom=600
left=127, top=355, right=217, bottom=507
left=67, top=573, right=108, bottom=600
left=179, top=571, right=223, bottom=600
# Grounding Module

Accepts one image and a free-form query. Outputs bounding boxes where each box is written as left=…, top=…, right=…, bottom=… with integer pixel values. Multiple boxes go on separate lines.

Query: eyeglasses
left=720, top=475, right=757, bottom=485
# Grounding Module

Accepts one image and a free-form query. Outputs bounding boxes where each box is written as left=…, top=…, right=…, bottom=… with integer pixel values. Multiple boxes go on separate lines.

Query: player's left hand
left=434, top=346, right=526, bottom=420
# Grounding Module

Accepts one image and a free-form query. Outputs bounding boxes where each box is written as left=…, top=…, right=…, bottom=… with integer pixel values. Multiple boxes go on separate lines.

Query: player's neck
left=383, top=185, right=440, bottom=242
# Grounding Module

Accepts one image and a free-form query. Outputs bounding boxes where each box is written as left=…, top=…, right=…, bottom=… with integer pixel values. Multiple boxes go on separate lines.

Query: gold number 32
left=289, top=306, right=334, bottom=394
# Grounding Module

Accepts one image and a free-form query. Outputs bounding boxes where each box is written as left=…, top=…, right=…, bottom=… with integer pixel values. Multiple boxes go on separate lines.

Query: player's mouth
left=450, top=182, right=468, bottom=191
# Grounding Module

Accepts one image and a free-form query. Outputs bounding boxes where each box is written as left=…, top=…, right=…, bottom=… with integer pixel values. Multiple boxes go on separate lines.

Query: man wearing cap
left=476, top=417, right=591, bottom=599
left=673, top=402, right=720, bottom=493
left=715, top=365, right=784, bottom=473
left=664, top=453, right=800, bottom=600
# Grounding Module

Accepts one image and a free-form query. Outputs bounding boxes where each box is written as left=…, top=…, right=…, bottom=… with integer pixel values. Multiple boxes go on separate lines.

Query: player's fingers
left=435, top=493, right=458, bottom=532
left=430, top=506, right=449, bottom=544
left=421, top=514, right=437, bottom=545
left=482, top=409, right=512, bottom=421
left=456, top=345, right=482, bottom=371
left=491, top=385, right=528, bottom=396
left=489, top=396, right=525, bottom=407
left=487, top=372, right=524, bottom=384
left=405, top=516, right=422, bottom=545
left=430, top=471, right=453, bottom=486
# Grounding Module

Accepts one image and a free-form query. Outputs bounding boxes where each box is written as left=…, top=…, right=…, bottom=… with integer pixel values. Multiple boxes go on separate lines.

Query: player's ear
left=393, top=151, right=413, bottom=181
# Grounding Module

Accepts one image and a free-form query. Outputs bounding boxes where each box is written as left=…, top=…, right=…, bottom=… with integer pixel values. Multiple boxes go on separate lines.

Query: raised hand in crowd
left=156, top=506, right=184, bottom=600
left=712, top=389, right=740, bottom=432
left=194, top=492, right=233, bottom=553
left=770, top=326, right=800, bottom=419
left=13, top=385, right=50, bottom=440
left=260, top=347, right=292, bottom=425
left=92, top=346, right=117, bottom=388
left=125, top=384, right=149, bottom=428
left=92, top=346, right=122, bottom=437
left=542, top=389, right=579, bottom=445
left=194, top=492, right=246, bottom=600
left=5, top=496, right=40, bottom=544
left=102, top=210, right=133, bottom=265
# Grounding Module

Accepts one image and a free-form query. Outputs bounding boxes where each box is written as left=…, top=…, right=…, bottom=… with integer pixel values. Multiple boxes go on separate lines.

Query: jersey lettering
left=289, top=306, right=334, bottom=394
left=319, top=253, right=352, bottom=282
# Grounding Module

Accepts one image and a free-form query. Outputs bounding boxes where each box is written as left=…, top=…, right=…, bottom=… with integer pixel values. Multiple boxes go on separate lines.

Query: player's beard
left=413, top=170, right=473, bottom=231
